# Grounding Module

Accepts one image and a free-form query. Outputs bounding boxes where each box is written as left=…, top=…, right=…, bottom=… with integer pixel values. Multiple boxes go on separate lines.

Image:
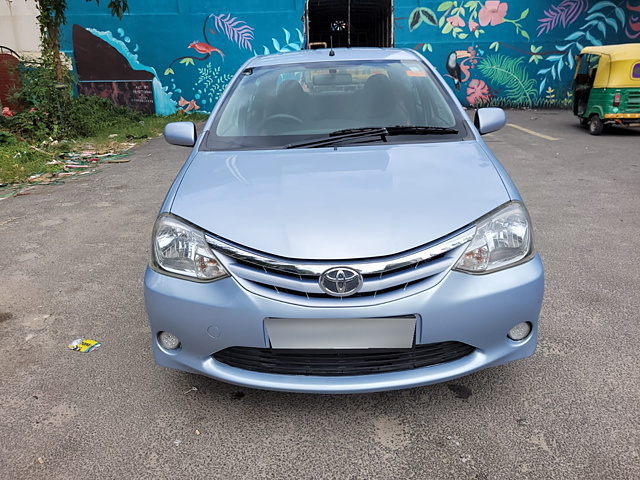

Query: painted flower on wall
left=466, top=79, right=491, bottom=105
left=409, top=1, right=529, bottom=40
left=447, top=16, right=465, bottom=27
left=479, top=1, right=508, bottom=26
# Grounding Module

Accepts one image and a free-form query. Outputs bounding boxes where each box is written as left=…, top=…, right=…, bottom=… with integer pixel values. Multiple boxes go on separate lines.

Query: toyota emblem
left=319, top=267, right=363, bottom=297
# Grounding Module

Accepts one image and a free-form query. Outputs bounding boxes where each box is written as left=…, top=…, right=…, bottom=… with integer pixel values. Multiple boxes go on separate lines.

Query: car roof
left=245, top=48, right=422, bottom=68
left=581, top=43, right=640, bottom=62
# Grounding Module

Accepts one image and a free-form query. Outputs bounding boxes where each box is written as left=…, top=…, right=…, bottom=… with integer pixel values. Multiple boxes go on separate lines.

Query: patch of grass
left=0, top=110, right=208, bottom=185
left=0, top=53, right=209, bottom=189
left=0, top=140, right=61, bottom=185
left=78, top=110, right=207, bottom=147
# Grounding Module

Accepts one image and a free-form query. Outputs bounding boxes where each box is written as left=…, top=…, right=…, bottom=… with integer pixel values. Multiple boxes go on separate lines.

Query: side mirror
left=474, top=107, right=506, bottom=135
left=164, top=121, right=197, bottom=147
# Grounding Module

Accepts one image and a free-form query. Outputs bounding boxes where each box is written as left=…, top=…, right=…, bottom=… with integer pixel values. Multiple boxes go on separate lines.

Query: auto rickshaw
left=572, top=43, right=640, bottom=135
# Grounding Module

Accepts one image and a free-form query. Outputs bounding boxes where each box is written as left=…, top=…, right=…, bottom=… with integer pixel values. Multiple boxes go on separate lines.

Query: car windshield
left=205, top=59, right=465, bottom=150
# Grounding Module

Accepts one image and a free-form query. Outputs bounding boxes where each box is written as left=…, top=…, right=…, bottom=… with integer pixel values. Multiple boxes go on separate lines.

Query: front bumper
left=144, top=254, right=544, bottom=393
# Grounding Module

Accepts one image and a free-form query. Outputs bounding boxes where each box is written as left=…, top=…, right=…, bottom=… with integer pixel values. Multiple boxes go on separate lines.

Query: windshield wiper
left=284, top=125, right=458, bottom=149
left=285, top=127, right=388, bottom=149
left=386, top=126, right=459, bottom=135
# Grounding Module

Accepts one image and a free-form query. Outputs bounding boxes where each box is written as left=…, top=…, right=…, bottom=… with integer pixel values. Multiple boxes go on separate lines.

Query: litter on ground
left=0, top=149, right=131, bottom=199
left=68, top=338, right=101, bottom=353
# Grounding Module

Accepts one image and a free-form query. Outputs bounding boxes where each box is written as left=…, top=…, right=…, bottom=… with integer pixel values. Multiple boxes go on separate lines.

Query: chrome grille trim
left=226, top=254, right=457, bottom=295
left=205, top=228, right=474, bottom=277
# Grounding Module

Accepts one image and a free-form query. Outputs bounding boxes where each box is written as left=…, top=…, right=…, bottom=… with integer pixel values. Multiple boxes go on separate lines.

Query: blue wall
left=63, top=0, right=640, bottom=114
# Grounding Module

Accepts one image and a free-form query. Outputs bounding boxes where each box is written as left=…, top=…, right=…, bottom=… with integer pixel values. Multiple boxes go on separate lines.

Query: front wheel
left=579, top=117, right=589, bottom=126
left=588, top=114, right=603, bottom=135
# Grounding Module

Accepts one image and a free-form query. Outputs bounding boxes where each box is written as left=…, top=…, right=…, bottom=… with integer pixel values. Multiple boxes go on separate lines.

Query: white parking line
left=507, top=123, right=559, bottom=141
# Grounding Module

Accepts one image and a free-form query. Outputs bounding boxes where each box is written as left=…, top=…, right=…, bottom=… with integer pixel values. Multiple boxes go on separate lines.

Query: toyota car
left=144, top=48, right=544, bottom=393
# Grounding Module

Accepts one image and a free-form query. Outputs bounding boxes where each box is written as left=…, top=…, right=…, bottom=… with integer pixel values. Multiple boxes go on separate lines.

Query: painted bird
left=445, top=51, right=470, bottom=91
left=188, top=41, right=224, bottom=59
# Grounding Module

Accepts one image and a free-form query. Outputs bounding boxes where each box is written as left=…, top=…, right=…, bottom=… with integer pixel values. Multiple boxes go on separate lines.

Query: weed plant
left=0, top=54, right=210, bottom=185
left=0, top=131, right=61, bottom=184
left=0, top=110, right=207, bottom=184
left=3, top=58, right=156, bottom=141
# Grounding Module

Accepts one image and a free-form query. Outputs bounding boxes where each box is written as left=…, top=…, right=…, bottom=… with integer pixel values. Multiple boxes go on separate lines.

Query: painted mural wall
left=62, top=0, right=640, bottom=115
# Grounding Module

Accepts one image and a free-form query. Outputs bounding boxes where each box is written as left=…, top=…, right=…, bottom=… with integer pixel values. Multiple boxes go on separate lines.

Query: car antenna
left=329, top=36, right=335, bottom=56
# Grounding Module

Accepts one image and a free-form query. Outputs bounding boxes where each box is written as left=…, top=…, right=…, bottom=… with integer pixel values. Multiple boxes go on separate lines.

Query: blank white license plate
left=265, top=317, right=416, bottom=349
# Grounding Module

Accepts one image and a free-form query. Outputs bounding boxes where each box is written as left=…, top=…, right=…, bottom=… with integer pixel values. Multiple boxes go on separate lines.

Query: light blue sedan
left=144, top=48, right=544, bottom=393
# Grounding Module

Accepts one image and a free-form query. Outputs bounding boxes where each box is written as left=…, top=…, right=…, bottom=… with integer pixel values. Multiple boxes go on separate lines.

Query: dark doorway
left=306, top=0, right=393, bottom=49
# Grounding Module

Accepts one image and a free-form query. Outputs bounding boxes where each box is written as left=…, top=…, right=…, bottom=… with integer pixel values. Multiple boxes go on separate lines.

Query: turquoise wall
left=63, top=0, right=640, bottom=114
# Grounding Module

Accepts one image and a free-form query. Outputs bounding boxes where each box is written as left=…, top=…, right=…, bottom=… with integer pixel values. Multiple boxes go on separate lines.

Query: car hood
left=170, top=142, right=510, bottom=260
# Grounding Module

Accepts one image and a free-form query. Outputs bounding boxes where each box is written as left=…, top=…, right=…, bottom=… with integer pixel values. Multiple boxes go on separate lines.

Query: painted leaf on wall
left=257, top=28, right=304, bottom=55
left=537, top=0, right=589, bottom=36
left=409, top=7, right=437, bottom=31
left=537, top=0, right=627, bottom=93
left=478, top=55, right=537, bottom=105
left=213, top=13, right=255, bottom=50
left=409, top=9, right=423, bottom=31
left=420, top=8, right=438, bottom=26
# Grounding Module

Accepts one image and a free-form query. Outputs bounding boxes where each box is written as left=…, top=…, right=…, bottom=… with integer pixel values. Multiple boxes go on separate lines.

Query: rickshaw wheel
left=579, top=117, right=589, bottom=126
left=588, top=115, right=603, bottom=135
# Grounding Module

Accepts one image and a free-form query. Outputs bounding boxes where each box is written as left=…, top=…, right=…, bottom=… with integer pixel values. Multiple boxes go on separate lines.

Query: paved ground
left=1, top=110, right=638, bottom=479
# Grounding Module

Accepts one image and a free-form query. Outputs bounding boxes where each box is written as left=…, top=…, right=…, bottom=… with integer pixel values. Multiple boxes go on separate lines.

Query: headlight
left=151, top=214, right=229, bottom=281
left=453, top=202, right=534, bottom=274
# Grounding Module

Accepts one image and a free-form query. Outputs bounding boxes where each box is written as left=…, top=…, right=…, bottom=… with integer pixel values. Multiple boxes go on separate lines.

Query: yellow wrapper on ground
left=68, top=338, right=101, bottom=353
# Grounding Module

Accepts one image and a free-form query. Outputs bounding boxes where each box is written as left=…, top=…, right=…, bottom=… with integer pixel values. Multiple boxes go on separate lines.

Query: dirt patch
left=0, top=312, right=14, bottom=323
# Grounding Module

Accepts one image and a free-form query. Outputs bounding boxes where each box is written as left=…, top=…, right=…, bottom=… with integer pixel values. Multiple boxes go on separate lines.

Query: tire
left=579, top=117, right=589, bottom=126
left=588, top=114, right=603, bottom=135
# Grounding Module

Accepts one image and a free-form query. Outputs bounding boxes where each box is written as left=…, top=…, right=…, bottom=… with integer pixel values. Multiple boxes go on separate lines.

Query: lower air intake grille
left=212, top=342, right=475, bottom=376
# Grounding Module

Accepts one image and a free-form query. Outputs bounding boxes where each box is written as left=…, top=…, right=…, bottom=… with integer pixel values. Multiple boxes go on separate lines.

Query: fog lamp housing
left=159, top=331, right=181, bottom=350
left=507, top=322, right=532, bottom=341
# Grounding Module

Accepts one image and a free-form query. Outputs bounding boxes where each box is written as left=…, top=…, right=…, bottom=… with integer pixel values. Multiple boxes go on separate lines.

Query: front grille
left=212, top=342, right=475, bottom=376
left=206, top=227, right=473, bottom=304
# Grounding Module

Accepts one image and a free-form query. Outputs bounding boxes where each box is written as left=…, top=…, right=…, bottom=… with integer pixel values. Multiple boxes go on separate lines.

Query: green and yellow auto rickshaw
left=573, top=43, right=640, bottom=135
